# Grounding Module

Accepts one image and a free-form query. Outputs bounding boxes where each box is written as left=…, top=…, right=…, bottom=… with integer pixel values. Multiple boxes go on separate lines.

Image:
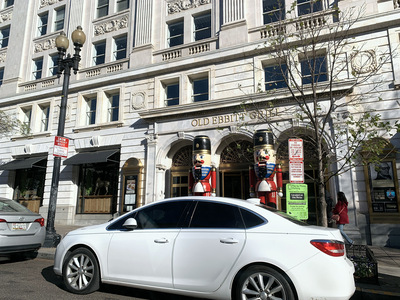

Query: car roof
left=156, top=196, right=261, bottom=210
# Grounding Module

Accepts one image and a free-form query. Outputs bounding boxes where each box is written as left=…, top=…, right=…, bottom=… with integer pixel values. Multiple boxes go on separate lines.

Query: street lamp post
left=44, top=26, right=86, bottom=247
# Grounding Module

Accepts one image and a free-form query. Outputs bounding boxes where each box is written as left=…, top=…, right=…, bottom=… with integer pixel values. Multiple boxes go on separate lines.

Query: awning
left=0, top=156, right=47, bottom=170
left=63, top=149, right=119, bottom=165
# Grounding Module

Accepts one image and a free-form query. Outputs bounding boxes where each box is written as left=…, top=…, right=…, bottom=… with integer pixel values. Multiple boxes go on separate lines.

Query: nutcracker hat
left=193, top=135, right=211, bottom=154
left=253, top=129, right=274, bottom=149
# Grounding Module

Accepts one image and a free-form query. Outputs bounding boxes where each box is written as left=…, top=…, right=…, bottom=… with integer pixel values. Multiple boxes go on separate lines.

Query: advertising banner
left=286, top=183, right=308, bottom=220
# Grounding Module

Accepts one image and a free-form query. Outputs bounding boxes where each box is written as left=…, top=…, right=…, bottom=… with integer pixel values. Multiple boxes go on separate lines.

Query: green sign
left=286, top=183, right=308, bottom=220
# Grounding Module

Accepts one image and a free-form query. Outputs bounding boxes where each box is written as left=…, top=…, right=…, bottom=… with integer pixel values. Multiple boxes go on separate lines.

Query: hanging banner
left=286, top=183, right=308, bottom=220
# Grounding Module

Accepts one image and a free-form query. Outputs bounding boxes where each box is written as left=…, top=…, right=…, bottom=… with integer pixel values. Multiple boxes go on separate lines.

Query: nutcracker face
left=193, top=152, right=212, bottom=180
left=254, top=147, right=276, bottom=179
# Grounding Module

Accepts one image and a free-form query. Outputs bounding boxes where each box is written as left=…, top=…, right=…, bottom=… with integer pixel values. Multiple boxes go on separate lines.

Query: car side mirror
left=122, top=218, right=138, bottom=230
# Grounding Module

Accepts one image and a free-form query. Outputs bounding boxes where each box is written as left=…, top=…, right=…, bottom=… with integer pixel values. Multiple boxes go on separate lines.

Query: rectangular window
left=116, top=0, right=129, bottom=11
left=49, top=54, right=59, bottom=76
left=171, top=174, right=189, bottom=197
left=93, top=41, right=106, bottom=65
left=263, top=0, right=285, bottom=24
left=97, top=0, right=109, bottom=18
left=38, top=12, right=48, bottom=36
left=0, top=68, right=4, bottom=86
left=22, top=107, right=32, bottom=134
left=168, top=21, right=184, bottom=47
left=107, top=94, right=119, bottom=122
left=0, top=26, right=10, bottom=48
left=297, top=0, right=323, bottom=16
left=113, top=35, right=127, bottom=60
left=86, top=97, right=97, bottom=125
left=264, top=64, right=288, bottom=90
left=165, top=83, right=179, bottom=106
left=192, top=78, right=209, bottom=102
left=193, top=13, right=211, bottom=41
left=4, top=0, right=14, bottom=8
left=40, top=104, right=50, bottom=132
left=301, top=56, right=328, bottom=85
left=32, top=58, right=43, bottom=80
left=54, top=6, right=65, bottom=31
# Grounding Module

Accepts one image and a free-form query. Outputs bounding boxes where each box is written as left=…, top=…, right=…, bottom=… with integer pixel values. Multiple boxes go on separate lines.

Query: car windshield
left=0, top=199, right=31, bottom=213
left=257, top=204, right=310, bottom=226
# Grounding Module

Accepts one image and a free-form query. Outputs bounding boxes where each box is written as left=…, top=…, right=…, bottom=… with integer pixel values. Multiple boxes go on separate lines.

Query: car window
left=240, top=208, right=266, bottom=228
left=189, top=201, right=245, bottom=229
left=108, top=200, right=192, bottom=230
left=0, top=199, right=31, bottom=213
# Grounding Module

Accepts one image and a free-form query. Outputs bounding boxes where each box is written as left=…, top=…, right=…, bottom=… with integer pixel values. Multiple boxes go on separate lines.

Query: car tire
left=62, top=247, right=100, bottom=294
left=234, top=265, right=296, bottom=300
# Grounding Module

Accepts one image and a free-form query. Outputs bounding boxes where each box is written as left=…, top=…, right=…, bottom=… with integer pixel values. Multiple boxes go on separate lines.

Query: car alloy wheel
left=62, top=247, right=100, bottom=294
left=235, top=265, right=295, bottom=300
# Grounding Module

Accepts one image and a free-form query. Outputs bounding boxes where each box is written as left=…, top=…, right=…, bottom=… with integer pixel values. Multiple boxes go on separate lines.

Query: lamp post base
left=43, top=229, right=61, bottom=248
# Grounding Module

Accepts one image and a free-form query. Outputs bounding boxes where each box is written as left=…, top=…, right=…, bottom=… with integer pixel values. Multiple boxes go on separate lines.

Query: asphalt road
left=0, top=256, right=199, bottom=300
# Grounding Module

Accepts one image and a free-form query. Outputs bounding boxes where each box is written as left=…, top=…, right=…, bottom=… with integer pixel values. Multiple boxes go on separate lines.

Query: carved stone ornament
left=168, top=0, right=211, bottom=14
left=94, top=15, right=129, bottom=36
left=132, top=92, right=146, bottom=110
left=351, top=50, right=377, bottom=74
left=0, top=12, right=12, bottom=24
left=0, top=52, right=6, bottom=63
left=34, top=39, right=56, bottom=53
left=40, top=0, right=63, bottom=9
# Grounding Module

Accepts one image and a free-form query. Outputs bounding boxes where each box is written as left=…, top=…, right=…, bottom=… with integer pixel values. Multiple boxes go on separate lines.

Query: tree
left=239, top=2, right=399, bottom=226
left=0, top=110, right=28, bottom=137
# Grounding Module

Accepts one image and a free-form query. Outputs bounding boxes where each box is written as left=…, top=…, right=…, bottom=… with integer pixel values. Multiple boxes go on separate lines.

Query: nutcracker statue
left=249, top=129, right=283, bottom=208
left=189, top=135, right=216, bottom=196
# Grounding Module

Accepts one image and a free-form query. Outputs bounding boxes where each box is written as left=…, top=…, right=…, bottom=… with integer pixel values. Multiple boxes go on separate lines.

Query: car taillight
left=310, top=240, right=345, bottom=257
left=0, top=219, right=6, bottom=222
left=34, top=218, right=45, bottom=227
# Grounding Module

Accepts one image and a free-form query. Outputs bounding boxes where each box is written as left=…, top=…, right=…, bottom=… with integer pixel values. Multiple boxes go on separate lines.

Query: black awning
left=0, top=156, right=47, bottom=170
left=63, top=149, right=119, bottom=165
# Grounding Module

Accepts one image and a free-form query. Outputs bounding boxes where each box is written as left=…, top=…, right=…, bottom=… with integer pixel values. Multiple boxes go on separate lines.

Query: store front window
left=171, top=145, right=191, bottom=197
left=13, top=159, right=47, bottom=213
left=76, top=153, right=120, bottom=214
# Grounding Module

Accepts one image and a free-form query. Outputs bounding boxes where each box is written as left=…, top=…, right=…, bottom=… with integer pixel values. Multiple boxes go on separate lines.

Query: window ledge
left=73, top=121, right=124, bottom=133
left=11, top=131, right=51, bottom=141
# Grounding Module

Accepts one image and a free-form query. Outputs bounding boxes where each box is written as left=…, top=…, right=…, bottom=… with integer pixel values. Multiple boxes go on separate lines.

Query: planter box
left=346, top=244, right=378, bottom=284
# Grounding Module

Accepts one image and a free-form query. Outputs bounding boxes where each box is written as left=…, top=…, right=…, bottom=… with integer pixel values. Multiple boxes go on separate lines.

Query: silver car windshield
left=0, top=199, right=31, bottom=213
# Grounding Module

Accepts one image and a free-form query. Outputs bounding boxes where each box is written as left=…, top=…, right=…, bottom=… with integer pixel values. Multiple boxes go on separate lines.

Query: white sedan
left=53, top=196, right=355, bottom=300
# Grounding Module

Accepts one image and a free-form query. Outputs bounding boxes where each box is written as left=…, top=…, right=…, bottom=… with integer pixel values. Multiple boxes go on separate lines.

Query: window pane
left=93, top=42, right=106, bottom=65
left=33, top=58, right=43, bottom=80
left=193, top=78, right=209, bottom=102
left=240, top=208, right=266, bottom=228
left=108, top=94, right=119, bottom=122
left=86, top=98, right=97, bottom=125
left=265, top=64, right=287, bottom=90
left=189, top=202, right=244, bottom=229
left=165, top=83, right=179, bottom=106
left=40, top=105, right=50, bottom=131
left=0, top=68, right=4, bottom=86
left=38, top=13, right=48, bottom=36
left=49, top=55, right=59, bottom=76
left=194, top=14, right=211, bottom=41
left=263, top=0, right=285, bottom=24
left=54, top=7, right=65, bottom=31
left=297, top=0, right=323, bottom=16
left=135, top=201, right=190, bottom=229
left=301, top=56, right=327, bottom=85
left=114, top=36, right=127, bottom=60
left=5, top=0, right=14, bottom=7
left=97, top=0, right=109, bottom=18
left=0, top=26, right=10, bottom=48
left=117, top=0, right=128, bottom=11
left=168, top=21, right=184, bottom=47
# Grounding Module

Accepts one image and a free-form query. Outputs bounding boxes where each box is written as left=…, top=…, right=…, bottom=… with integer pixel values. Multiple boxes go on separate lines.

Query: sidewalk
left=38, top=226, right=400, bottom=298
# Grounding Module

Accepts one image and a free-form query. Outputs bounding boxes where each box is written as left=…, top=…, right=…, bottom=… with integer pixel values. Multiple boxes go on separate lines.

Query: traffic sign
left=289, top=160, right=304, bottom=183
left=53, top=136, right=69, bottom=158
left=289, top=139, right=304, bottom=160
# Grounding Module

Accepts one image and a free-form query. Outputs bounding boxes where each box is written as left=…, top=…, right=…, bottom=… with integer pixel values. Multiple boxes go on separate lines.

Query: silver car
left=0, top=198, right=46, bottom=258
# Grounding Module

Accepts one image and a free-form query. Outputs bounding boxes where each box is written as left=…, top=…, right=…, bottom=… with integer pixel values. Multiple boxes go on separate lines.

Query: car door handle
left=154, top=238, right=169, bottom=244
left=220, top=238, right=239, bottom=244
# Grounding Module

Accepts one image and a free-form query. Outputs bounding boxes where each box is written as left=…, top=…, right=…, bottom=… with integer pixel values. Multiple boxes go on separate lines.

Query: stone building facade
left=0, top=0, right=399, bottom=247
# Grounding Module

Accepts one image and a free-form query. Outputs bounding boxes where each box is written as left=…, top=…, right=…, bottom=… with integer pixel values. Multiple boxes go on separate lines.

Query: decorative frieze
left=40, top=0, right=63, bottom=9
left=34, top=39, right=56, bottom=53
left=0, top=12, right=12, bottom=23
left=94, top=15, right=129, bottom=36
left=168, top=0, right=211, bottom=14
left=0, top=52, right=6, bottom=63
left=351, top=50, right=377, bottom=74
